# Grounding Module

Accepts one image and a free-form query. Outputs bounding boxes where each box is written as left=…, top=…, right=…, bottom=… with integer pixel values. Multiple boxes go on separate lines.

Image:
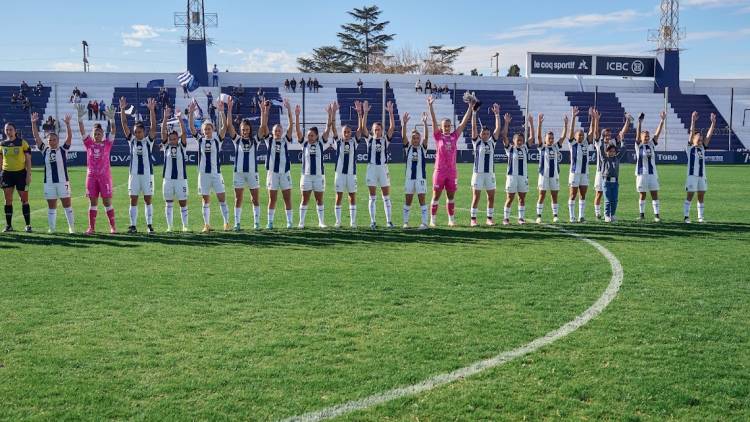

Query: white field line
left=281, top=226, right=623, bottom=422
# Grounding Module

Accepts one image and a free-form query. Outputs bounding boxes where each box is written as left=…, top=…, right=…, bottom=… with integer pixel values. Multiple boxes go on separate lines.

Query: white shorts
left=636, top=174, right=660, bottom=193
left=366, top=164, right=390, bottom=188
left=233, top=172, right=260, bottom=190
left=471, top=173, right=496, bottom=190
left=685, top=176, right=708, bottom=193
left=334, top=173, right=357, bottom=193
left=300, top=174, right=325, bottom=192
left=568, top=172, right=589, bottom=188
left=198, top=172, right=225, bottom=195
left=594, top=172, right=603, bottom=192
left=404, top=178, right=427, bottom=195
left=128, top=174, right=154, bottom=196
left=537, top=176, right=560, bottom=191
left=43, top=181, right=71, bottom=200
left=505, top=175, right=529, bottom=193
left=163, top=179, right=188, bottom=201
left=267, top=172, right=292, bottom=191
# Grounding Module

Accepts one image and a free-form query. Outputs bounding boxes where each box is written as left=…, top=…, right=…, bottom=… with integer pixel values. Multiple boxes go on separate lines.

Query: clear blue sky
left=2, top=0, right=749, bottom=79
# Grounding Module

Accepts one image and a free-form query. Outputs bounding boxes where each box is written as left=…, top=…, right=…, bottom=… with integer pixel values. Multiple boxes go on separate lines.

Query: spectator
left=205, top=90, right=214, bottom=112
left=290, top=78, right=297, bottom=93
left=256, top=87, right=264, bottom=101
left=313, top=78, right=320, bottom=92
left=385, top=79, right=390, bottom=90
left=357, top=78, right=363, bottom=94
left=284, top=79, right=290, bottom=92
left=208, top=102, right=217, bottom=124
left=42, top=116, right=56, bottom=132
left=307, top=78, right=313, bottom=92
left=251, top=96, right=257, bottom=114
left=72, top=86, right=81, bottom=97
left=234, top=83, right=245, bottom=97
left=92, top=99, right=100, bottom=120
left=21, top=96, right=31, bottom=111
left=80, top=91, right=88, bottom=99
left=182, top=84, right=190, bottom=99
left=20, top=80, right=29, bottom=93
left=415, top=79, right=422, bottom=93
left=212, top=64, right=219, bottom=87
left=11, top=92, right=18, bottom=104
left=87, top=101, right=94, bottom=120
left=300, top=77, right=306, bottom=93
left=425, top=79, right=432, bottom=94
left=34, top=81, right=43, bottom=96
left=99, top=100, right=106, bottom=120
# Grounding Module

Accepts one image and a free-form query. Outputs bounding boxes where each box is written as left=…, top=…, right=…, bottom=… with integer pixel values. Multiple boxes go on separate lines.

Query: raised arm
left=361, top=100, right=371, bottom=139
left=455, top=102, right=473, bottom=135
left=568, top=107, right=579, bottom=141
left=187, top=101, right=198, bottom=138
left=421, top=112, right=429, bottom=147
left=427, top=95, right=438, bottom=136
left=323, top=103, right=333, bottom=140
left=283, top=98, right=293, bottom=141
left=216, top=99, right=227, bottom=139
left=226, top=96, right=236, bottom=139
left=401, top=112, right=411, bottom=145
left=558, top=114, right=569, bottom=145
left=536, top=113, right=544, bottom=147
left=161, top=106, right=171, bottom=143
left=705, top=112, right=716, bottom=147
left=501, top=113, right=511, bottom=147
left=652, top=110, right=666, bottom=145
left=75, top=103, right=87, bottom=139
left=526, top=114, right=535, bottom=146
left=636, top=112, right=644, bottom=145
left=587, top=107, right=595, bottom=143
left=294, top=104, right=303, bottom=142
left=30, top=112, right=43, bottom=148
left=104, top=104, right=117, bottom=137
left=146, top=98, right=157, bottom=139
left=386, top=101, right=395, bottom=139
left=176, top=110, right=187, bottom=146
left=330, top=102, right=339, bottom=140
left=618, top=113, right=630, bottom=143
left=492, top=104, right=502, bottom=141
left=62, top=114, right=72, bottom=148
left=689, top=111, right=698, bottom=143
left=354, top=101, right=363, bottom=140
left=259, top=100, right=270, bottom=139
left=471, top=109, right=478, bottom=141
left=119, top=96, right=131, bottom=138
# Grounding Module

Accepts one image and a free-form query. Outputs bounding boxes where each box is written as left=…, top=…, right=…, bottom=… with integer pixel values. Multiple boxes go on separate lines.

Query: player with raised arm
left=427, top=94, right=473, bottom=227
left=401, top=111, right=429, bottom=229
left=77, top=101, right=117, bottom=234
left=189, top=98, right=230, bottom=233
left=160, top=106, right=189, bottom=232
left=634, top=111, right=666, bottom=222
left=359, top=99, right=396, bottom=229
left=469, top=103, right=502, bottom=227
left=0, top=121, right=32, bottom=232
left=226, top=96, right=262, bottom=231
left=260, top=98, right=295, bottom=229
left=535, top=112, right=568, bottom=224
left=592, top=108, right=630, bottom=220
left=119, top=96, right=157, bottom=234
left=501, top=112, right=533, bottom=225
left=295, top=103, right=334, bottom=228
left=566, top=107, right=595, bottom=223
left=331, top=101, right=359, bottom=228
left=684, top=111, right=715, bottom=223
left=31, top=113, right=74, bottom=233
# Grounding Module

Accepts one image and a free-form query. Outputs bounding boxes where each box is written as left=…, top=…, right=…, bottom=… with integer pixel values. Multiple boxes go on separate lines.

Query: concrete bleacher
left=279, top=86, right=340, bottom=150
left=454, top=89, right=525, bottom=149
left=111, top=86, right=176, bottom=142
left=336, top=87, right=402, bottom=145
left=616, top=92, right=687, bottom=151
left=515, top=88, right=572, bottom=148
left=44, top=84, right=114, bottom=150
left=392, top=88, right=453, bottom=149
left=0, top=85, right=51, bottom=142
left=706, top=93, right=750, bottom=151
left=668, top=93, right=740, bottom=151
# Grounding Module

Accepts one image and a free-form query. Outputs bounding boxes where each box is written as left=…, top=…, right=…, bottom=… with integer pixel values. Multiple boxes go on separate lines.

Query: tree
left=507, top=64, right=521, bottom=77
left=369, top=45, right=423, bottom=74
left=423, top=45, right=466, bottom=75
left=297, top=46, right=354, bottom=73
left=338, top=5, right=395, bottom=73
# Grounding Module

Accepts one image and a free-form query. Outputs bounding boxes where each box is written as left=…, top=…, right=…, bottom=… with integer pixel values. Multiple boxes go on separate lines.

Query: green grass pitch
left=1, top=163, right=748, bottom=420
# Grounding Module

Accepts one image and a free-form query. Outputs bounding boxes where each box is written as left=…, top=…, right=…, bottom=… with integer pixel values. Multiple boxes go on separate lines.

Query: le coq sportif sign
left=528, top=52, right=655, bottom=77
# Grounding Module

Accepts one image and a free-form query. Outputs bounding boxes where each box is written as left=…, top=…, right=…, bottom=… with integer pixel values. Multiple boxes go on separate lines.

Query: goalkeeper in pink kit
left=427, top=94, right=474, bottom=226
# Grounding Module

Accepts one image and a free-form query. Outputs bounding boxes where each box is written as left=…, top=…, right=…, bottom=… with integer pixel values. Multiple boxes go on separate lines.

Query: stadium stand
left=392, top=88, right=453, bottom=149
left=111, top=86, right=176, bottom=141
left=454, top=89, right=526, bottom=149
left=336, top=87, right=402, bottom=144
left=1, top=85, right=51, bottom=141
left=668, top=92, right=740, bottom=150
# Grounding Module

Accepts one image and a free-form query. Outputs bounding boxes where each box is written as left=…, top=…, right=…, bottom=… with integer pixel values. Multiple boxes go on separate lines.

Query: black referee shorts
left=0, top=169, right=27, bottom=191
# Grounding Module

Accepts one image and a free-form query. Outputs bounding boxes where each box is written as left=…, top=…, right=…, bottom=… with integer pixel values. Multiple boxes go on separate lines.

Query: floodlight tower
left=174, top=0, right=218, bottom=87
left=648, top=0, right=685, bottom=93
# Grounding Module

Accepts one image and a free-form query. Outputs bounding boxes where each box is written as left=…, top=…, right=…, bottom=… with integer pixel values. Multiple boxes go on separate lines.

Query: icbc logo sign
left=596, top=56, right=654, bottom=77
left=605, top=60, right=644, bottom=75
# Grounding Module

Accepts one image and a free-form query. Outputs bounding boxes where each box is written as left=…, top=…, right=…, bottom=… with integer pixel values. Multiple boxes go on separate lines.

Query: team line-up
left=0, top=94, right=715, bottom=234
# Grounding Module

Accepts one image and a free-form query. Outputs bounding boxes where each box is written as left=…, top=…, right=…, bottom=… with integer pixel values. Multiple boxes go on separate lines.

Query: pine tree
left=297, top=46, right=355, bottom=73
left=507, top=64, right=521, bottom=77
left=337, top=5, right=395, bottom=72
left=423, top=45, right=466, bottom=75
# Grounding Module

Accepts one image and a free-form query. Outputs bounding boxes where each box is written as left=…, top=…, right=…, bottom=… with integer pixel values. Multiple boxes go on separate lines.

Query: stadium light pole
left=491, top=52, right=500, bottom=77
left=82, top=41, right=89, bottom=72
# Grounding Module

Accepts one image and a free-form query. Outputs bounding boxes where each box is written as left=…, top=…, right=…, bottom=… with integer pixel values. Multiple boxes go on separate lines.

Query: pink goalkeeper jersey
left=84, top=136, right=113, bottom=178
left=433, top=130, right=459, bottom=174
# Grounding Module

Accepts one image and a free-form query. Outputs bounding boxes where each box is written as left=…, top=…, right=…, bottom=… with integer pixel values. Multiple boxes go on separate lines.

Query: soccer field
left=1, top=163, right=749, bottom=420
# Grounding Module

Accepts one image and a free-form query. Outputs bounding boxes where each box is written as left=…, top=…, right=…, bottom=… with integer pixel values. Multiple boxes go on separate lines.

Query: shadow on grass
left=0, top=221, right=748, bottom=249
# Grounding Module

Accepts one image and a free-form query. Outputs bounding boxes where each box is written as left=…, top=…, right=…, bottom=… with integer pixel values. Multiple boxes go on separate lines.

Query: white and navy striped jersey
left=506, top=144, right=529, bottom=177
left=569, top=141, right=591, bottom=175
left=40, top=143, right=70, bottom=184
left=472, top=137, right=496, bottom=174
left=233, top=134, right=258, bottom=174
left=538, top=143, right=562, bottom=178
left=635, top=140, right=658, bottom=176
left=127, top=134, right=155, bottom=176
left=365, top=136, right=390, bottom=166
left=197, top=135, right=223, bottom=174
left=301, top=139, right=333, bottom=176
left=686, top=144, right=706, bottom=178
left=265, top=135, right=292, bottom=174
left=404, top=144, right=427, bottom=180
left=162, top=143, right=188, bottom=180
left=594, top=138, right=621, bottom=173
left=334, top=138, right=358, bottom=175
